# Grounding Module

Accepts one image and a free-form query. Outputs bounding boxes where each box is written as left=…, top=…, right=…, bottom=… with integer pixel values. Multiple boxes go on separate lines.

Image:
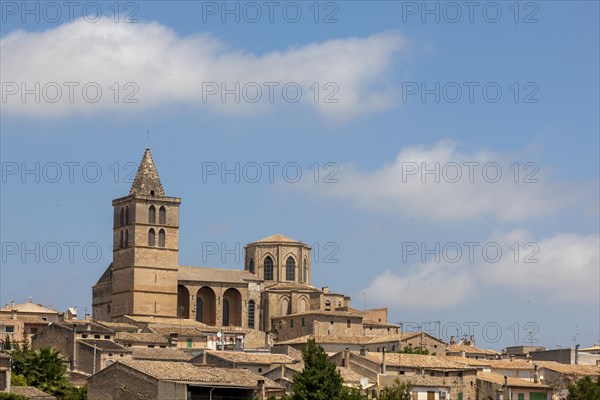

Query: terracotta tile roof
left=276, top=334, right=402, bottom=346
left=178, top=266, right=261, bottom=283
left=363, top=319, right=400, bottom=328
left=250, top=234, right=305, bottom=245
left=275, top=310, right=364, bottom=319
left=10, top=386, right=57, bottom=399
left=537, top=361, right=600, bottom=376
left=337, top=366, right=371, bottom=384
left=0, top=300, right=59, bottom=314
left=119, top=359, right=284, bottom=389
left=206, top=350, right=296, bottom=365
left=96, top=321, right=138, bottom=332
left=264, top=282, right=321, bottom=292
left=79, top=339, right=131, bottom=352
left=131, top=348, right=193, bottom=361
left=129, top=148, right=165, bottom=196
left=446, top=344, right=500, bottom=356
left=0, top=315, right=49, bottom=324
left=477, top=371, right=550, bottom=389
left=115, top=332, right=169, bottom=344
left=447, top=357, right=533, bottom=370
left=148, top=326, right=207, bottom=338
left=56, top=320, right=114, bottom=334
left=364, top=353, right=473, bottom=370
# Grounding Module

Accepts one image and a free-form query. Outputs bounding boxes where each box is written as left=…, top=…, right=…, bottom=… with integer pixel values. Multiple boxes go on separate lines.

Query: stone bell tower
left=110, top=149, right=181, bottom=320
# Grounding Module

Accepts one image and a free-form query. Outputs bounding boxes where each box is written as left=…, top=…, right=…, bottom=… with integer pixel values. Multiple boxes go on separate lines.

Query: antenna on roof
left=146, top=130, right=151, bottom=148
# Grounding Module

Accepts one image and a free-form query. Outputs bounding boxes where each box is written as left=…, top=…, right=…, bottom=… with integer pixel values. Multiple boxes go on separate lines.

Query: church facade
left=92, top=149, right=353, bottom=334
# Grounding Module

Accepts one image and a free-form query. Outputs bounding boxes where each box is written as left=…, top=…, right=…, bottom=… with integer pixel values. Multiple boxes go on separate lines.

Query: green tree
left=4, top=335, right=11, bottom=351
left=291, top=339, right=345, bottom=400
left=398, top=345, right=429, bottom=355
left=378, top=379, right=412, bottom=400
left=568, top=375, right=600, bottom=400
left=11, top=373, right=27, bottom=386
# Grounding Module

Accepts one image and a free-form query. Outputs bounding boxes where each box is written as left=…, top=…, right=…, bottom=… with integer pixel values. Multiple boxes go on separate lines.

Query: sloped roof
left=254, top=234, right=300, bottom=244
left=477, top=371, right=550, bottom=389
left=178, top=266, right=262, bottom=284
left=131, top=348, right=193, bottom=361
left=10, top=386, right=57, bottom=399
left=206, top=350, right=296, bottom=365
left=447, top=344, right=500, bottom=356
left=364, top=352, right=473, bottom=370
left=264, top=282, right=321, bottom=292
left=118, top=359, right=284, bottom=389
left=447, top=357, right=534, bottom=371
left=0, top=315, right=50, bottom=324
left=79, top=339, right=131, bottom=352
left=129, top=148, right=165, bottom=196
left=94, top=264, right=112, bottom=286
left=0, top=300, right=59, bottom=314
left=537, top=361, right=600, bottom=376
left=115, top=332, right=169, bottom=344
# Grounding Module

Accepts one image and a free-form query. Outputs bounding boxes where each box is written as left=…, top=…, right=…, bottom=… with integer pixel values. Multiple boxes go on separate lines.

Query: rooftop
left=115, top=332, right=169, bottom=344
left=178, top=266, right=262, bottom=284
left=79, top=339, right=131, bottom=352
left=205, top=350, right=297, bottom=365
left=477, top=371, right=550, bottom=389
left=129, top=148, right=166, bottom=197
left=118, top=359, right=283, bottom=389
left=131, top=348, right=193, bottom=361
left=249, top=234, right=308, bottom=246
left=446, top=344, right=500, bottom=356
left=0, top=300, right=60, bottom=315
left=364, top=352, right=474, bottom=370
left=10, top=386, right=57, bottom=399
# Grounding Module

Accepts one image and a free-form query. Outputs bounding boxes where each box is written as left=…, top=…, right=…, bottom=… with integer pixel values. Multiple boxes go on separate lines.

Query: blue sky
left=1, top=1, right=598, bottom=350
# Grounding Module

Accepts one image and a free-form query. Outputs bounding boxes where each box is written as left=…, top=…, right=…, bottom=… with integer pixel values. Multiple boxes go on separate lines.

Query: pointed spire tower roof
left=129, top=148, right=166, bottom=197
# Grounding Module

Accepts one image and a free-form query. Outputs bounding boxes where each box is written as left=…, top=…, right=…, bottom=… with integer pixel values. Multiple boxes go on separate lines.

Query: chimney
left=257, top=379, right=266, bottom=400
left=11, top=309, right=17, bottom=320
left=86, top=323, right=91, bottom=331
left=322, top=287, right=329, bottom=294
left=504, top=376, right=508, bottom=389
left=382, top=348, right=387, bottom=375
left=85, top=313, right=90, bottom=321
left=510, top=355, right=515, bottom=362
left=533, top=364, right=539, bottom=383
left=450, top=336, right=456, bottom=345
left=344, top=349, right=350, bottom=368
left=360, top=348, right=367, bottom=357
left=10, top=301, right=15, bottom=308
left=460, top=350, right=466, bottom=358
left=469, top=335, right=475, bottom=346
left=575, top=344, right=580, bottom=365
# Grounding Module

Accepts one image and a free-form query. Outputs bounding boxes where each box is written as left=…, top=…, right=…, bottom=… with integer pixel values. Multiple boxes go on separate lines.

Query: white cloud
left=293, top=140, right=593, bottom=222
left=0, top=19, right=405, bottom=120
left=478, top=230, right=600, bottom=303
left=363, top=263, right=475, bottom=310
left=361, top=230, right=599, bottom=311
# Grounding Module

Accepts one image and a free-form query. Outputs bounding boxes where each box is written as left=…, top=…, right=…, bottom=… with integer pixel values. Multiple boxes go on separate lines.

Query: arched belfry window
left=119, top=230, right=124, bottom=249
left=264, top=256, right=274, bottom=281
left=248, top=258, right=255, bottom=274
left=325, top=300, right=331, bottom=311
left=149, top=205, right=156, bottom=224
left=148, top=228, right=155, bottom=247
left=158, top=229, right=166, bottom=248
left=125, top=206, right=130, bottom=225
left=286, top=256, right=295, bottom=281
left=124, top=229, right=129, bottom=248
left=159, top=206, right=166, bottom=224
left=119, top=208, right=124, bottom=227
left=248, top=300, right=255, bottom=329
left=303, top=258, right=308, bottom=283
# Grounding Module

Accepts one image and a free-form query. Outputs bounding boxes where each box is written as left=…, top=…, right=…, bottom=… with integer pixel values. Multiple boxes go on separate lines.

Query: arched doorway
left=222, top=288, right=242, bottom=327
left=196, top=287, right=216, bottom=325
left=177, top=285, right=190, bottom=319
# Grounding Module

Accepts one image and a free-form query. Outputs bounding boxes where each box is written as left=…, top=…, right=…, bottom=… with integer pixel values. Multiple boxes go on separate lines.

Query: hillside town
left=0, top=149, right=597, bottom=400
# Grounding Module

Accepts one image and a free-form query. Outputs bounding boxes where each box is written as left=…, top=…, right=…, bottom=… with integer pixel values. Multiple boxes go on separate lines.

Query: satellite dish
left=360, top=377, right=369, bottom=389
left=217, top=331, right=222, bottom=338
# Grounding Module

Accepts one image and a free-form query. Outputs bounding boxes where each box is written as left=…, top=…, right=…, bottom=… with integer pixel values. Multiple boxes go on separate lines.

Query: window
left=248, top=258, right=255, bottom=274
left=264, top=256, right=274, bottom=280
left=529, top=394, right=547, bottom=400
left=347, top=319, right=351, bottom=328
left=258, top=368, right=263, bottom=373
left=119, top=207, right=124, bottom=226
left=196, top=298, right=203, bottom=322
left=2, top=326, right=14, bottom=333
left=119, top=230, right=124, bottom=249
left=291, top=320, right=294, bottom=328
left=159, top=206, right=166, bottom=224
left=150, top=190, right=155, bottom=196
left=301, top=318, right=305, bottom=327
left=248, top=300, right=255, bottom=329
left=158, top=229, right=165, bottom=247
left=518, top=394, right=525, bottom=400
left=82, top=334, right=88, bottom=338
left=149, top=205, right=156, bottom=224
left=187, top=339, right=193, bottom=348
left=325, top=300, right=331, bottom=311
left=286, top=256, right=295, bottom=281
left=125, top=206, right=130, bottom=224
left=303, top=258, right=308, bottom=283
left=458, top=393, right=463, bottom=400
left=94, top=334, right=100, bottom=339
left=124, top=229, right=129, bottom=248
left=148, top=228, right=156, bottom=246
left=104, top=335, right=111, bottom=339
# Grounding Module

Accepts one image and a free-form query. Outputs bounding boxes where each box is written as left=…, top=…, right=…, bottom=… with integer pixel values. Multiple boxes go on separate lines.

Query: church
left=92, top=149, right=358, bottom=336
